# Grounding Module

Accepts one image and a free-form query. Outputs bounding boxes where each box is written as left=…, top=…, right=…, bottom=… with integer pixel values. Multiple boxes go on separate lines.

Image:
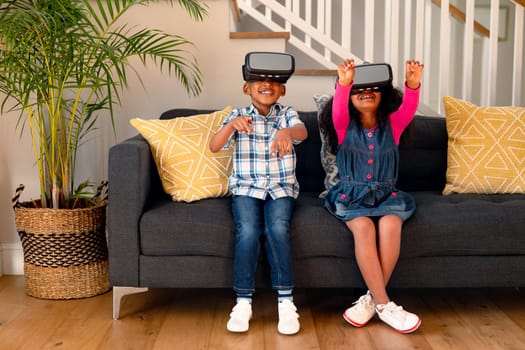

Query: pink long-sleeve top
left=332, top=82, right=420, bottom=145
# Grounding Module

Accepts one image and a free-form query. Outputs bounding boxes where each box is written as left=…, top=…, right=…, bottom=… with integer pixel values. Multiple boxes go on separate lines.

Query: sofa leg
left=113, top=286, right=149, bottom=320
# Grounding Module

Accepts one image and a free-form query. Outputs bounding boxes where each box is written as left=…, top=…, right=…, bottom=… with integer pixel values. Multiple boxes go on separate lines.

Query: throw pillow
left=313, top=93, right=338, bottom=198
left=442, top=96, right=524, bottom=195
left=130, top=106, right=234, bottom=202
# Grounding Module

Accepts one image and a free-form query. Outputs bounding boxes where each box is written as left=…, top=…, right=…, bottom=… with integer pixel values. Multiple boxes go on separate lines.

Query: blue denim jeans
left=231, top=195, right=295, bottom=294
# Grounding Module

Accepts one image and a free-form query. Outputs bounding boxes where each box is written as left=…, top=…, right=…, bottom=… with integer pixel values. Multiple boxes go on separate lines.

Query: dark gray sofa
left=108, top=108, right=525, bottom=319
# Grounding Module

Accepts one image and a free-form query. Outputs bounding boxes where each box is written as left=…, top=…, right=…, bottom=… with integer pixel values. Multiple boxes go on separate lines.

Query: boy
left=209, top=52, right=307, bottom=335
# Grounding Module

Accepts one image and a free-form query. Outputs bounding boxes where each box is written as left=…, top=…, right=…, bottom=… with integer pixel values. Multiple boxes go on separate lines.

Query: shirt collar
left=247, top=102, right=284, bottom=116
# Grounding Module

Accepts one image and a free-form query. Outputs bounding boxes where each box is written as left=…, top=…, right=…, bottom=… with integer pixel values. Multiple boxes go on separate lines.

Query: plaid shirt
left=223, top=103, right=304, bottom=200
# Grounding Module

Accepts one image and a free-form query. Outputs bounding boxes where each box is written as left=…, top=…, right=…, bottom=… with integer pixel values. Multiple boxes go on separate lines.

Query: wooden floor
left=1, top=276, right=525, bottom=349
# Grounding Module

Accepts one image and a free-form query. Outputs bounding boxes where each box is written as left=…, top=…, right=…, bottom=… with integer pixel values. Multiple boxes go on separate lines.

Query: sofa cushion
left=291, top=192, right=354, bottom=259
left=313, top=93, right=338, bottom=198
left=140, top=197, right=235, bottom=257
left=442, top=96, right=525, bottom=194
left=139, top=193, right=353, bottom=259
left=139, top=192, right=358, bottom=261
left=291, top=192, right=525, bottom=260
left=294, top=112, right=326, bottom=193
left=150, top=109, right=449, bottom=196
left=401, top=192, right=525, bottom=258
left=295, top=110, right=448, bottom=194
left=130, top=107, right=234, bottom=202
left=397, top=115, right=448, bottom=192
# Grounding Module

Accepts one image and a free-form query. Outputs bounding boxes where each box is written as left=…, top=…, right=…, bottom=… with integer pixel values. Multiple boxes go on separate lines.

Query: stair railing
left=233, top=0, right=524, bottom=113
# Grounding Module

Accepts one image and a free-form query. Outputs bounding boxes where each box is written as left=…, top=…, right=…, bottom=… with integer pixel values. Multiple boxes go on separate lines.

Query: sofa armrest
left=108, top=135, right=154, bottom=286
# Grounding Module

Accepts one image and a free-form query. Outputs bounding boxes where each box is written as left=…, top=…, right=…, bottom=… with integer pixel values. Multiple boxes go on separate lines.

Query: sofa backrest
left=294, top=111, right=325, bottom=192
left=159, top=108, right=448, bottom=194
left=397, top=115, right=448, bottom=192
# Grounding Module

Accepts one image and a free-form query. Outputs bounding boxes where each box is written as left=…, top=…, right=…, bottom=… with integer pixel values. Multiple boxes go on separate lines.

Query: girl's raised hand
left=406, top=60, right=424, bottom=89
left=337, top=59, right=355, bottom=87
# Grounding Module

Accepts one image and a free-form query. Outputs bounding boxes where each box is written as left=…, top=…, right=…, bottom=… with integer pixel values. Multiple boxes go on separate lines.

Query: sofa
left=108, top=108, right=525, bottom=319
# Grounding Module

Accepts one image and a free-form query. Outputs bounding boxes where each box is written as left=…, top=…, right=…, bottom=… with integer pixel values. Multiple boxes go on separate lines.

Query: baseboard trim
left=1, top=243, right=24, bottom=275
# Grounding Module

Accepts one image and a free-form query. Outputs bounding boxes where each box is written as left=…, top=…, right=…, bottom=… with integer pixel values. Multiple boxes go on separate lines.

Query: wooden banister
left=515, top=0, right=525, bottom=8
left=231, top=0, right=240, bottom=23
left=432, top=0, right=508, bottom=38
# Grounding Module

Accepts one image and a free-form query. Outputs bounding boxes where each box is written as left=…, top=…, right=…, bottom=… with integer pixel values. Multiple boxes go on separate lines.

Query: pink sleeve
left=333, top=82, right=352, bottom=145
left=390, top=84, right=420, bottom=145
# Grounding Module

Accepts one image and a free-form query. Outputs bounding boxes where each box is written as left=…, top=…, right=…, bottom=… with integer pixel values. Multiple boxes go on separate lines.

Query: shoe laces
left=378, top=302, right=406, bottom=321
left=352, top=293, right=374, bottom=311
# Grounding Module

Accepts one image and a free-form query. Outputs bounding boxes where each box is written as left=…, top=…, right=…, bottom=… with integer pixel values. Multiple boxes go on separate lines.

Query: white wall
left=0, top=0, right=335, bottom=275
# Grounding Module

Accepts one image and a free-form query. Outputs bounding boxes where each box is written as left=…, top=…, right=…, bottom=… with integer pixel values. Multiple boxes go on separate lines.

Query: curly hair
left=318, top=84, right=413, bottom=155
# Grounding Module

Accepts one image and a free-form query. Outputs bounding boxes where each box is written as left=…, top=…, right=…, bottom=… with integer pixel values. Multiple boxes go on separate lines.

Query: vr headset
left=351, top=63, right=393, bottom=94
left=242, top=52, right=295, bottom=84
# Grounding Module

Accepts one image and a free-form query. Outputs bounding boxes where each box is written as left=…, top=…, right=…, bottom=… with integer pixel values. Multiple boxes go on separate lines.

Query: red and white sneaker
left=375, top=301, right=421, bottom=333
left=342, top=291, right=376, bottom=327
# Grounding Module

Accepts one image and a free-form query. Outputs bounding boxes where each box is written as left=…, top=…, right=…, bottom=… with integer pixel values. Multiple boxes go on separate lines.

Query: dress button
left=367, top=132, right=373, bottom=138
left=368, top=159, right=373, bottom=165
left=366, top=174, right=372, bottom=180
left=368, top=144, right=375, bottom=150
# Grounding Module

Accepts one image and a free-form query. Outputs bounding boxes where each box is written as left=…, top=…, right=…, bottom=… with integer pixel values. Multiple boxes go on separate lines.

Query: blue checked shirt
left=222, top=103, right=305, bottom=200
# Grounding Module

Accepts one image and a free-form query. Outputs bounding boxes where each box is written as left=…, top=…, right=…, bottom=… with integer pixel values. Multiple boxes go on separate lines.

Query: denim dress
left=324, top=120, right=415, bottom=222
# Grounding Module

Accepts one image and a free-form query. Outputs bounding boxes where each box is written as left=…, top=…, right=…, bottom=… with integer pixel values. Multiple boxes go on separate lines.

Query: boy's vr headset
left=242, top=52, right=295, bottom=84
left=351, top=63, right=393, bottom=94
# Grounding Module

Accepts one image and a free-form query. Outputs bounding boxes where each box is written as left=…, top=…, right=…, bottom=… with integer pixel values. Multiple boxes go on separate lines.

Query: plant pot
left=12, top=189, right=110, bottom=299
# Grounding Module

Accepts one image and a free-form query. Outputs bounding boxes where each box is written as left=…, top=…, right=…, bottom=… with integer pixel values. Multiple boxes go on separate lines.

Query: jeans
left=232, top=195, right=295, bottom=294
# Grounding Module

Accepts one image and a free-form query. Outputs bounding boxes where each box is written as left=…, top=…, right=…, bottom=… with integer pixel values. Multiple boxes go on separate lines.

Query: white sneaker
left=342, top=291, right=376, bottom=327
left=375, top=301, right=421, bottom=333
left=227, top=300, right=252, bottom=332
left=277, top=300, right=300, bottom=335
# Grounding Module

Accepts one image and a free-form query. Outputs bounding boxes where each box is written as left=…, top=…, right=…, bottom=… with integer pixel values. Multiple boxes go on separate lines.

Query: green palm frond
left=0, top=0, right=207, bottom=208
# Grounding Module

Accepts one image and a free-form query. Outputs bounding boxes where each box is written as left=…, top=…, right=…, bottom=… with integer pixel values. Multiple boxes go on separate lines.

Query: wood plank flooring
left=1, top=275, right=525, bottom=349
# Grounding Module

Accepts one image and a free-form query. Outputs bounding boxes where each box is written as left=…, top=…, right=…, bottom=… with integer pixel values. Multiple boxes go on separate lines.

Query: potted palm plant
left=0, top=0, right=207, bottom=299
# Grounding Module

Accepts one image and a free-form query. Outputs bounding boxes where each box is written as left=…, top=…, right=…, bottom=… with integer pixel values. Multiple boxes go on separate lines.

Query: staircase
left=231, top=0, right=525, bottom=114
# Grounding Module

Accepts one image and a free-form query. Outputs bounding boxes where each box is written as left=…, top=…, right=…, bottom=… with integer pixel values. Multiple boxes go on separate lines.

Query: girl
left=322, top=59, right=424, bottom=333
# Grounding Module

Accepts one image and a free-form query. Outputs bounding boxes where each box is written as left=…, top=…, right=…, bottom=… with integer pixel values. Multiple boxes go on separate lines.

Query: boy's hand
left=406, top=60, right=424, bottom=89
left=271, top=129, right=293, bottom=159
left=229, top=116, right=254, bottom=133
left=337, top=59, right=355, bottom=87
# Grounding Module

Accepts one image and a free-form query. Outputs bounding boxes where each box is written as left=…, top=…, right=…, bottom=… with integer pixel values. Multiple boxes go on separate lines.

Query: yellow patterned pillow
left=130, top=106, right=234, bottom=202
left=442, top=96, right=525, bottom=195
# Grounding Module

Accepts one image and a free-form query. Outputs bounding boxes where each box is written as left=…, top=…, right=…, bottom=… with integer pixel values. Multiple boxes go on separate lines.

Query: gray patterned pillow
left=313, top=94, right=339, bottom=198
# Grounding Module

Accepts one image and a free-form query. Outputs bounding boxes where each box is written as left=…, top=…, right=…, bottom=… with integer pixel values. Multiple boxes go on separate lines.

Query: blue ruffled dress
left=324, top=121, right=415, bottom=222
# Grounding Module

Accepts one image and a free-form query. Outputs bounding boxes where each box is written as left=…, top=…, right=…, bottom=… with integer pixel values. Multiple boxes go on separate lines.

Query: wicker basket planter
left=12, top=187, right=110, bottom=299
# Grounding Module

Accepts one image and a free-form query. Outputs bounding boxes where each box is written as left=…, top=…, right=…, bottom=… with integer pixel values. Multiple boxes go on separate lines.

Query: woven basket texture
left=14, top=202, right=110, bottom=299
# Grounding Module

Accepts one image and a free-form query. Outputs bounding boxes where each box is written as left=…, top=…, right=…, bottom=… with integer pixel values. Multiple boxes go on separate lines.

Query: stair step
left=230, top=32, right=290, bottom=40
left=230, top=32, right=334, bottom=77
left=295, top=69, right=336, bottom=76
